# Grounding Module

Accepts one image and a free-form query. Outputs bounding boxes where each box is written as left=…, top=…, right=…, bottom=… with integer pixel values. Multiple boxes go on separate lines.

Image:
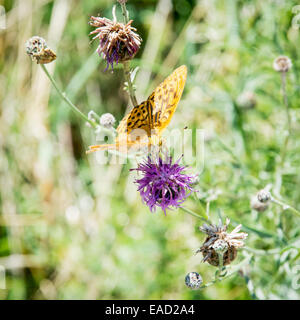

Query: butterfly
left=86, top=65, right=187, bottom=154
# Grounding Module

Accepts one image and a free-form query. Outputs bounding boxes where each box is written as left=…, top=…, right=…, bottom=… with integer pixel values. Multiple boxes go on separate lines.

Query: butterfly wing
left=116, top=100, right=152, bottom=143
left=117, top=65, right=187, bottom=138
left=87, top=65, right=187, bottom=153
left=150, top=65, right=187, bottom=134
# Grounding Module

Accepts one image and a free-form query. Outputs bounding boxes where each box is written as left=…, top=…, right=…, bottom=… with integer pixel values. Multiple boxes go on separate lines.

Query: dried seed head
left=237, top=91, right=256, bottom=110
left=197, top=218, right=248, bottom=267
left=273, top=56, right=292, bottom=72
left=185, top=272, right=203, bottom=290
left=89, top=16, right=142, bottom=70
left=100, top=113, right=116, bottom=128
left=25, top=36, right=56, bottom=64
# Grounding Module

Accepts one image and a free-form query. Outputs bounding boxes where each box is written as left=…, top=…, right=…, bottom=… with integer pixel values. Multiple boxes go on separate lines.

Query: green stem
left=215, top=252, right=225, bottom=281
left=118, top=1, right=138, bottom=108
left=123, top=60, right=138, bottom=107
left=275, top=71, right=291, bottom=195
left=199, top=254, right=252, bottom=289
left=180, top=207, right=209, bottom=223
left=41, top=64, right=97, bottom=129
left=271, top=197, right=300, bottom=218
left=120, top=2, right=129, bottom=24
left=280, top=71, right=291, bottom=165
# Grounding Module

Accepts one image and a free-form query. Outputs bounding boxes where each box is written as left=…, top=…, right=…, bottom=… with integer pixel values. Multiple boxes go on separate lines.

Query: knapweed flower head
left=25, top=36, right=56, bottom=64
left=197, top=218, right=248, bottom=266
left=131, top=154, right=196, bottom=214
left=273, top=55, right=292, bottom=72
left=89, top=16, right=142, bottom=70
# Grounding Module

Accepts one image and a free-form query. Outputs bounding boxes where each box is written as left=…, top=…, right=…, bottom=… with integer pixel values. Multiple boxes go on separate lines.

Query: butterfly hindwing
left=116, top=101, right=151, bottom=144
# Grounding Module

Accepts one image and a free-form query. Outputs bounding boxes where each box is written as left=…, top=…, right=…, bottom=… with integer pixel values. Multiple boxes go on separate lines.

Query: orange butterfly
left=86, top=65, right=187, bottom=154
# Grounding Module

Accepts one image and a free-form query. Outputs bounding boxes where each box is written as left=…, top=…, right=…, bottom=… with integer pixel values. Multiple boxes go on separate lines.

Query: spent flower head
left=25, top=36, right=56, bottom=64
left=273, top=56, right=292, bottom=72
left=197, top=218, right=248, bottom=266
left=89, top=16, right=142, bottom=70
left=131, top=154, right=196, bottom=214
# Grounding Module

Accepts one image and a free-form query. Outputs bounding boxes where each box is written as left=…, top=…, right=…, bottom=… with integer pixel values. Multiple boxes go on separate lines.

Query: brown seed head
left=197, top=218, right=248, bottom=266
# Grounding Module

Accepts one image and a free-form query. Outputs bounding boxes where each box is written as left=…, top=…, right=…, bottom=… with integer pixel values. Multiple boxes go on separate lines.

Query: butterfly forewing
left=151, top=65, right=187, bottom=134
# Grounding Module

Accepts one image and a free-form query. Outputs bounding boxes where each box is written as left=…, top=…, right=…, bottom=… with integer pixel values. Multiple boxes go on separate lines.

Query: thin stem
left=280, top=71, right=291, bottom=165
left=112, top=5, right=117, bottom=23
left=118, top=1, right=138, bottom=108
left=206, top=202, right=210, bottom=220
left=180, top=207, right=209, bottom=223
left=215, top=253, right=225, bottom=281
left=40, top=64, right=97, bottom=129
left=120, top=2, right=129, bottom=24
left=199, top=254, right=252, bottom=289
left=123, top=60, right=138, bottom=107
left=271, top=197, right=300, bottom=218
left=274, top=71, right=291, bottom=196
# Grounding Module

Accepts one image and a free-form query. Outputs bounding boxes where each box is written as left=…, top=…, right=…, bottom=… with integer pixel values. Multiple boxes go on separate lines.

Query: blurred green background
left=0, top=0, right=300, bottom=299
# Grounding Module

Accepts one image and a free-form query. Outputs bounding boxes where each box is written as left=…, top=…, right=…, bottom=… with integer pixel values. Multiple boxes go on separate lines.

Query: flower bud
left=100, top=113, right=116, bottom=128
left=251, top=189, right=272, bottom=212
left=257, top=189, right=272, bottom=203
left=185, top=272, right=203, bottom=290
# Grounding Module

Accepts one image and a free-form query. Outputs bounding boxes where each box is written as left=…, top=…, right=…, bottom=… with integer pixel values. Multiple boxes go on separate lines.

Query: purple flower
left=89, top=16, right=142, bottom=70
left=131, top=155, right=196, bottom=214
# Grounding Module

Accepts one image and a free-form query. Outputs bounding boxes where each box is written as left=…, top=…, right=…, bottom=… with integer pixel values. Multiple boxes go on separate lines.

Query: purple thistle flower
left=131, top=155, right=196, bottom=215
left=89, top=16, right=142, bottom=71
